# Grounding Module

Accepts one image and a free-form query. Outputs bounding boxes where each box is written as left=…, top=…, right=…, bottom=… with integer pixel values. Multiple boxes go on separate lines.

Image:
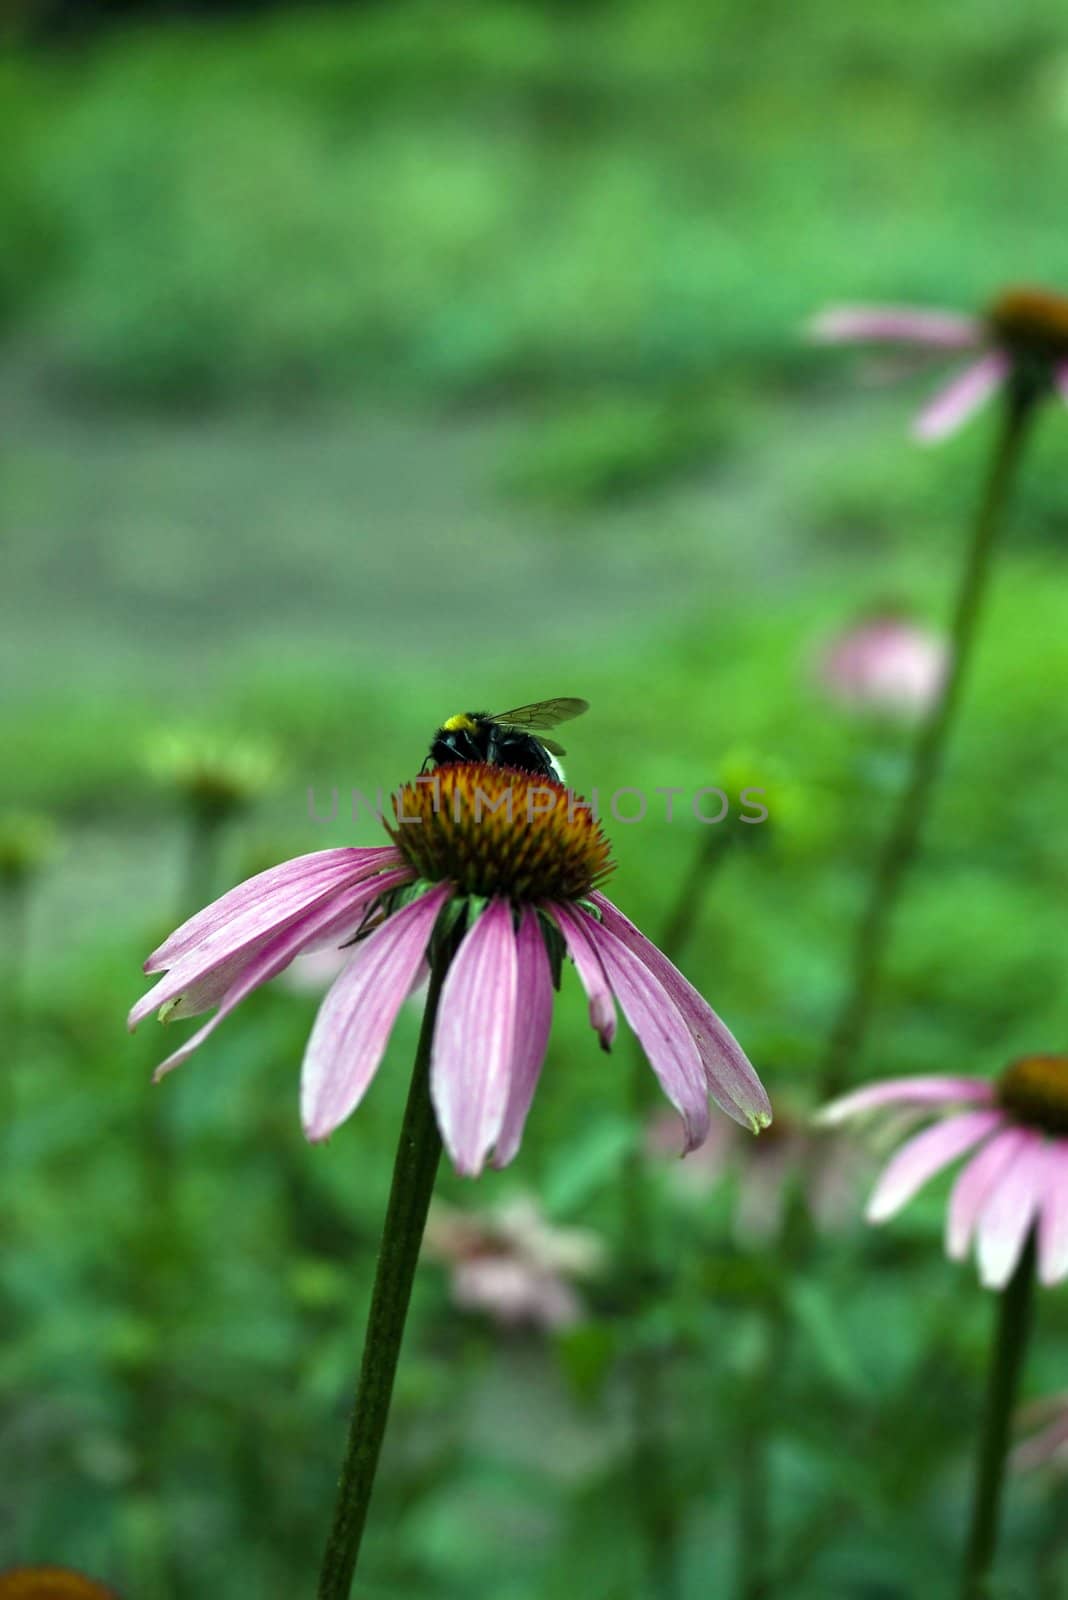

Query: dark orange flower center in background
left=0, top=1571, right=118, bottom=1600
left=997, top=1054, right=1068, bottom=1137
left=387, top=763, right=614, bottom=902
left=987, top=285, right=1068, bottom=360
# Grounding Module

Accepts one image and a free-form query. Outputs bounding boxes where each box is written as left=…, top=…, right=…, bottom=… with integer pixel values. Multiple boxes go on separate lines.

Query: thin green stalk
left=959, top=1233, right=1037, bottom=1600
left=316, top=949, right=448, bottom=1599
left=621, top=826, right=735, bottom=1597
left=820, top=390, right=1037, bottom=1098
left=657, top=827, right=734, bottom=964
left=184, top=808, right=225, bottom=918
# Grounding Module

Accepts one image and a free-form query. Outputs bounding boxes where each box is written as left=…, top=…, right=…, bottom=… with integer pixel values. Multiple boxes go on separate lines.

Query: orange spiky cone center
left=386, top=764, right=614, bottom=902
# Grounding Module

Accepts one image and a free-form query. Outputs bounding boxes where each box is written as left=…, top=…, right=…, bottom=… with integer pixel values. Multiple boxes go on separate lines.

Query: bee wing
left=489, top=697, right=589, bottom=732
left=537, top=736, right=567, bottom=757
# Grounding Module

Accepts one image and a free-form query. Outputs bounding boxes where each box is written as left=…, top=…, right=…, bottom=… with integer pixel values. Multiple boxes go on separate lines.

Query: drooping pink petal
left=493, top=908, right=554, bottom=1170
left=431, top=899, right=519, bottom=1177
left=975, top=1132, right=1048, bottom=1290
left=1056, top=362, right=1068, bottom=404
left=866, top=1110, right=1002, bottom=1224
left=550, top=903, right=616, bottom=1048
left=152, top=879, right=399, bottom=1080
left=586, top=918, right=709, bottom=1153
left=807, top=305, right=981, bottom=349
left=590, top=894, right=770, bottom=1132
left=129, top=866, right=413, bottom=1029
left=819, top=1075, right=994, bottom=1126
left=946, top=1124, right=1026, bottom=1261
left=1036, top=1138, right=1068, bottom=1287
left=301, top=883, right=452, bottom=1142
left=146, top=846, right=402, bottom=970
left=912, top=352, right=1010, bottom=443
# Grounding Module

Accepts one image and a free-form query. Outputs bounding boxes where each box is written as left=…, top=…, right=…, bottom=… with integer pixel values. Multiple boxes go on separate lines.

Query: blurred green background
left=4, top=1, right=1068, bottom=1596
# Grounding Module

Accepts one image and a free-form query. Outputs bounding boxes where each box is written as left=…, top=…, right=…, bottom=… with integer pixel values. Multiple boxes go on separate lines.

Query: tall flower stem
left=184, top=809, right=225, bottom=919
left=959, top=1233, right=1037, bottom=1600
left=657, top=827, right=734, bottom=963
left=820, top=389, right=1036, bottom=1098
left=317, top=950, right=448, bottom=1599
left=620, top=828, right=734, bottom=1598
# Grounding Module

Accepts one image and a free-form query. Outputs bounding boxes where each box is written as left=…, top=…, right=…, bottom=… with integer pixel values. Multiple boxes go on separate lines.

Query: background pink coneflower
left=809, top=284, right=1068, bottom=441
left=423, top=1195, right=604, bottom=1330
left=816, top=612, right=949, bottom=723
left=820, top=1058, right=1068, bottom=1289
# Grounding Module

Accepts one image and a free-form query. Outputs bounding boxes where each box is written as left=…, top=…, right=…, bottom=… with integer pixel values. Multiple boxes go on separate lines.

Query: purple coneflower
left=820, top=1058, right=1068, bottom=1289
left=424, top=1195, right=604, bottom=1331
left=809, top=284, right=1068, bottom=442
left=825, top=1059, right=1068, bottom=1593
left=132, top=759, right=770, bottom=1596
left=816, top=612, right=949, bottom=723
left=130, top=763, right=770, bottom=1177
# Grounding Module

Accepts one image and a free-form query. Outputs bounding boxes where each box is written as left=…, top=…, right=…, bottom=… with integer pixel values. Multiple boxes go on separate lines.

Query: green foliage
left=5, top=3, right=1068, bottom=1597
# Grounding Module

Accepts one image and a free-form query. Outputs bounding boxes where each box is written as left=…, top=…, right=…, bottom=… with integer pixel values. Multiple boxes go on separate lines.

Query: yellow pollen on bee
left=386, top=762, right=614, bottom=902
left=442, top=713, right=477, bottom=733
left=997, top=1054, right=1068, bottom=1137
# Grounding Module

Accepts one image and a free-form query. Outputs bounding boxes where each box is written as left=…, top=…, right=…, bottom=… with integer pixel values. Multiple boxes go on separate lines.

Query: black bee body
left=422, top=699, right=589, bottom=781
left=425, top=714, right=557, bottom=778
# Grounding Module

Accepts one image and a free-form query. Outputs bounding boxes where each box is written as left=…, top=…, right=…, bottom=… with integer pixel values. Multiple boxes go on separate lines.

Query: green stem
left=316, top=950, right=448, bottom=1599
left=657, top=827, right=734, bottom=968
left=184, top=809, right=225, bottom=917
left=820, top=391, right=1036, bottom=1099
left=959, top=1232, right=1037, bottom=1600
left=619, top=826, right=735, bottom=1596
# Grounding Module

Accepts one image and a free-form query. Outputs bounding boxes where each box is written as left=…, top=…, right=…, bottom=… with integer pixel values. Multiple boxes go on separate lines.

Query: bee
left=424, top=698, right=589, bottom=780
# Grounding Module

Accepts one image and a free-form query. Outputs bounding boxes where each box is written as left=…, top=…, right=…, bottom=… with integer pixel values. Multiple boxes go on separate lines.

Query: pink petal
left=493, top=908, right=554, bottom=1170
left=146, top=846, right=401, bottom=970
left=1056, top=362, right=1068, bottom=404
left=976, top=1133, right=1048, bottom=1290
left=807, top=305, right=981, bottom=349
left=866, top=1110, right=1002, bottom=1224
left=1037, top=1138, right=1068, bottom=1287
left=152, top=880, right=393, bottom=1080
left=300, top=883, right=452, bottom=1141
left=946, top=1124, right=1025, bottom=1261
left=590, top=893, right=770, bottom=1132
left=431, top=900, right=519, bottom=1178
left=586, top=918, right=709, bottom=1154
left=129, top=866, right=413, bottom=1029
left=819, top=1075, right=994, bottom=1126
left=912, top=352, right=1010, bottom=443
left=550, top=903, right=617, bottom=1048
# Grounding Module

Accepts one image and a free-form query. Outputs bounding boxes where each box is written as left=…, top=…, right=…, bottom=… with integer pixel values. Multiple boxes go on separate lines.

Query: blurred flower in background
left=809, top=284, right=1068, bottom=441
left=423, top=1196, right=605, bottom=1331
left=1012, top=1392, right=1068, bottom=1473
left=0, top=811, right=59, bottom=890
left=0, top=1569, right=119, bottom=1599
left=820, top=1058, right=1068, bottom=1288
left=647, top=1096, right=865, bottom=1243
left=145, top=729, right=279, bottom=827
left=815, top=612, right=949, bottom=723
